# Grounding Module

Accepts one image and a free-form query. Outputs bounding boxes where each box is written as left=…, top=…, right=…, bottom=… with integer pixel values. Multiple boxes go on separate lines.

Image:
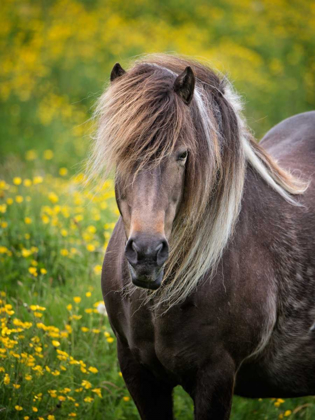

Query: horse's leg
left=190, top=354, right=235, bottom=420
left=117, top=338, right=174, bottom=420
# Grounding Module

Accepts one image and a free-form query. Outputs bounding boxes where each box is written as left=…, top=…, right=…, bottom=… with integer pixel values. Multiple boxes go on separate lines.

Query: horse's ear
left=110, top=63, right=126, bottom=82
left=173, top=66, right=195, bottom=105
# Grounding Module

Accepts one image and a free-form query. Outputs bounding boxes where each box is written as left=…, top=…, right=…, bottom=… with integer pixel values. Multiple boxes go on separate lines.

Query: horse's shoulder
left=259, top=111, right=315, bottom=162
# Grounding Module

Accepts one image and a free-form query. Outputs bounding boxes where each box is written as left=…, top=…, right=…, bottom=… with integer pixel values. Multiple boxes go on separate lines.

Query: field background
left=1, top=0, right=315, bottom=419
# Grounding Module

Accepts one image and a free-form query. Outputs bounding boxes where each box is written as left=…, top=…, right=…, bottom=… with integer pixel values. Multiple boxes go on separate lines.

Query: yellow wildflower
left=40, top=268, right=47, bottom=274
left=89, top=366, right=98, bottom=373
left=25, top=150, right=37, bottom=160
left=86, top=291, right=92, bottom=297
left=48, top=415, right=56, bottom=420
left=32, top=407, right=38, bottom=412
left=13, top=177, right=22, bottom=185
left=86, top=244, right=95, bottom=252
left=16, top=195, right=23, bottom=203
left=93, top=265, right=102, bottom=275
left=107, top=337, right=114, bottom=343
left=66, top=304, right=72, bottom=311
left=60, top=249, right=69, bottom=256
left=48, top=192, right=59, bottom=203
left=284, top=411, right=292, bottom=417
left=52, top=340, right=60, bottom=347
left=81, top=327, right=89, bottom=333
left=4, top=374, right=10, bottom=385
left=123, top=396, right=130, bottom=402
left=92, top=388, right=102, bottom=398
left=28, top=267, right=37, bottom=276
left=24, top=179, right=32, bottom=187
left=73, top=296, right=81, bottom=304
left=59, top=167, right=68, bottom=176
left=15, top=405, right=23, bottom=411
left=24, top=217, right=32, bottom=224
left=33, top=176, right=43, bottom=184
left=81, top=380, right=92, bottom=389
left=44, top=150, right=54, bottom=160
left=84, top=397, right=93, bottom=403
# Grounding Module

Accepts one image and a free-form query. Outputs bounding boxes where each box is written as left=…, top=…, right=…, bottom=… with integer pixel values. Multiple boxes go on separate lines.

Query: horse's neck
left=238, top=164, right=302, bottom=261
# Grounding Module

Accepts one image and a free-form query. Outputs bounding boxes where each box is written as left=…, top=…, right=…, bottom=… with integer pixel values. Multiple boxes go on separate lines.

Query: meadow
left=1, top=0, right=315, bottom=418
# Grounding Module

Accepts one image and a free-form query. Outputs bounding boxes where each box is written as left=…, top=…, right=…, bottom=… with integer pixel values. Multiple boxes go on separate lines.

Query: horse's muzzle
left=129, top=265, right=164, bottom=290
left=125, top=234, right=169, bottom=290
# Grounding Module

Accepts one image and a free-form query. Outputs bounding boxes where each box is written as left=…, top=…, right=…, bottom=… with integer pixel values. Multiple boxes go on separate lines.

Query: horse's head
left=91, top=55, right=247, bottom=302
left=112, top=64, right=195, bottom=290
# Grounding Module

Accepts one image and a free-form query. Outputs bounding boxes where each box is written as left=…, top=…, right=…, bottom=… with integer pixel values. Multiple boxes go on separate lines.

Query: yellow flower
left=32, top=407, right=38, bottom=412
left=107, top=337, right=114, bottom=343
left=59, top=167, right=68, bottom=176
left=25, top=150, right=37, bottom=160
left=40, top=268, right=47, bottom=274
left=119, top=372, right=123, bottom=377
left=25, top=374, right=32, bottom=380
left=73, top=296, right=81, bottom=304
left=81, top=327, right=89, bottom=332
left=15, top=405, right=23, bottom=411
left=81, top=380, right=92, bottom=389
left=44, top=150, right=54, bottom=160
left=93, top=265, right=102, bottom=275
left=33, top=176, right=43, bottom=185
left=86, top=292, right=91, bottom=297
left=84, top=397, right=94, bottom=403
left=24, top=179, right=32, bottom=187
left=52, top=340, right=60, bottom=347
left=66, top=304, right=72, bottom=311
left=16, top=195, right=23, bottom=203
left=48, top=415, right=56, bottom=420
left=60, top=249, right=69, bottom=256
left=34, top=312, right=43, bottom=318
left=284, top=411, right=292, bottom=417
left=7, top=198, right=13, bottom=205
left=24, top=217, right=32, bottom=224
left=88, top=366, right=98, bottom=373
left=1, top=221, right=8, bottom=228
left=28, top=267, right=37, bottom=276
left=4, top=374, right=10, bottom=385
left=86, top=244, right=95, bottom=252
left=24, top=417, right=30, bottom=420
left=48, top=192, right=59, bottom=203
left=13, top=177, right=22, bottom=185
left=42, top=215, right=50, bottom=224
left=69, top=414, right=77, bottom=417
left=123, top=396, right=130, bottom=402
left=92, top=388, right=102, bottom=398
left=61, top=229, right=68, bottom=237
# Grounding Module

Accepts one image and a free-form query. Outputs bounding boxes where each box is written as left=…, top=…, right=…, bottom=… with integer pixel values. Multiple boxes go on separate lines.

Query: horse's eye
left=177, top=151, right=188, bottom=161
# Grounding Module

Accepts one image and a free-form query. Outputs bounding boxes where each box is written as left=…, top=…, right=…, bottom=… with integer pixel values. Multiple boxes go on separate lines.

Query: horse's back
left=260, top=111, right=315, bottom=178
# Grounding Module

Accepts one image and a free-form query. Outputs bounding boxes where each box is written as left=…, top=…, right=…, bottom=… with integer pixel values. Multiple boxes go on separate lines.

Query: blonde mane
left=88, top=54, right=308, bottom=309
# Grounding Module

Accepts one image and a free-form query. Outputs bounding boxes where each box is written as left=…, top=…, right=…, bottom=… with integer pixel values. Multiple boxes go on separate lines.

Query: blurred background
left=0, top=1, right=315, bottom=419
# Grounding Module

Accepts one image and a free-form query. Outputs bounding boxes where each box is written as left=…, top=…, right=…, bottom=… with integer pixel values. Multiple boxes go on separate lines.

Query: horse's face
left=116, top=147, right=188, bottom=290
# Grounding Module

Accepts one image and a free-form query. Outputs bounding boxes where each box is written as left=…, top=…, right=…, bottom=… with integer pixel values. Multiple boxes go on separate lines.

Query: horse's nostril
left=125, top=239, right=138, bottom=265
left=156, top=240, right=169, bottom=267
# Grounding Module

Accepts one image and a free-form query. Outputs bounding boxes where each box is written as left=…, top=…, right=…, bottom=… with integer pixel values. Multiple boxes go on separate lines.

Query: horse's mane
left=88, top=54, right=308, bottom=308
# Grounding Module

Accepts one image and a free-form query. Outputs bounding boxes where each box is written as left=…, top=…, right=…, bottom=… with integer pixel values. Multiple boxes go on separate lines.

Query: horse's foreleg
left=191, top=354, right=235, bottom=420
left=117, top=338, right=174, bottom=420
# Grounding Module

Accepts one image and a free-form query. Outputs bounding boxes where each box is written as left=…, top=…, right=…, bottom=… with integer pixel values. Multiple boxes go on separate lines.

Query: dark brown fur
left=98, top=58, right=315, bottom=419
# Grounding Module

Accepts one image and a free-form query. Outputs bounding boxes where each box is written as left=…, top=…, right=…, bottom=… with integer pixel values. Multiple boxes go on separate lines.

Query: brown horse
left=89, top=54, right=315, bottom=419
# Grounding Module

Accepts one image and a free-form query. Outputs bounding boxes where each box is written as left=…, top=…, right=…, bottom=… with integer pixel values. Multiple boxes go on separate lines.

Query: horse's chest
left=128, top=309, right=205, bottom=377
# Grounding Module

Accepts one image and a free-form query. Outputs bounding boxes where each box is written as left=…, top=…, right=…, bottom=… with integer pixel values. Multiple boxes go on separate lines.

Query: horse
left=89, top=54, right=315, bottom=419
